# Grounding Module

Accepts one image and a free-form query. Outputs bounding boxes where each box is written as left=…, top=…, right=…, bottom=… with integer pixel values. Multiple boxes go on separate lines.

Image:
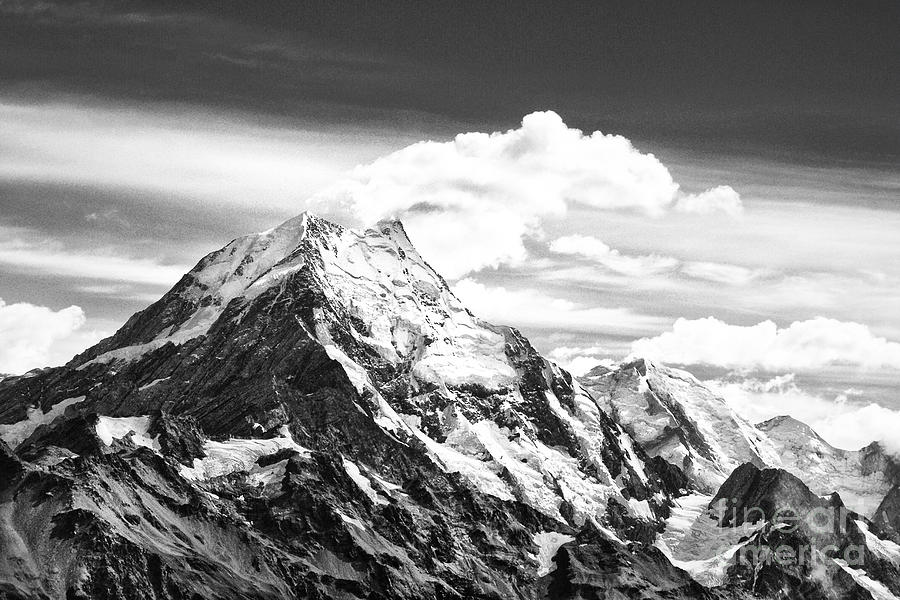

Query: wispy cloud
left=452, top=278, right=669, bottom=336
left=0, top=225, right=189, bottom=287
left=710, top=374, right=900, bottom=454
left=549, top=235, right=680, bottom=277
left=0, top=99, right=406, bottom=213
left=680, top=261, right=769, bottom=285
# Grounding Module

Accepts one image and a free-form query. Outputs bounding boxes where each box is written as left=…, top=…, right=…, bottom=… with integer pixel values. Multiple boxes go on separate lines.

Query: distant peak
left=757, top=414, right=834, bottom=448
left=757, top=414, right=818, bottom=434
left=621, top=357, right=648, bottom=375
left=371, top=217, right=413, bottom=244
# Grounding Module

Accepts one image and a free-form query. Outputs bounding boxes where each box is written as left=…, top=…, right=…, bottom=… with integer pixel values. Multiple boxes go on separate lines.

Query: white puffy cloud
left=674, top=185, right=743, bottom=216
left=313, top=111, right=740, bottom=278
left=631, top=316, right=900, bottom=371
left=0, top=299, right=107, bottom=374
left=549, top=234, right=680, bottom=277
left=711, top=375, right=900, bottom=454
left=452, top=278, right=668, bottom=336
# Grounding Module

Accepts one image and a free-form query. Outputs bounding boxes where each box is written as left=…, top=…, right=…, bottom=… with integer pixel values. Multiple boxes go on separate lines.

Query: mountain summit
left=1, top=213, right=898, bottom=600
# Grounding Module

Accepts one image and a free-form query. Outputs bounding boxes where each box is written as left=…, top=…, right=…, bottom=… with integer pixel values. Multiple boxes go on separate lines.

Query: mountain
left=580, top=360, right=780, bottom=492
left=1, top=212, right=898, bottom=599
left=582, top=362, right=899, bottom=518
left=757, top=416, right=898, bottom=518
left=0, top=213, right=684, bottom=600
left=658, top=463, right=900, bottom=599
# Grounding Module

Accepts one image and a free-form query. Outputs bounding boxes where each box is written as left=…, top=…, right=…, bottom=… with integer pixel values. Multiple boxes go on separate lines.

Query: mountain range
left=1, top=212, right=898, bottom=599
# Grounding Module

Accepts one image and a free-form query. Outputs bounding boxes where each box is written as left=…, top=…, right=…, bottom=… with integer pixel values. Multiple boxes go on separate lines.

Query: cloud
left=710, top=374, right=900, bottom=454
left=548, top=238, right=771, bottom=286
left=674, top=185, right=743, bottom=216
left=312, top=111, right=740, bottom=278
left=0, top=299, right=107, bottom=374
left=452, top=278, right=668, bottom=336
left=548, top=346, right=616, bottom=376
left=680, top=261, right=768, bottom=285
left=0, top=228, right=189, bottom=287
left=0, top=99, right=401, bottom=213
left=631, top=316, right=900, bottom=371
left=548, top=234, right=680, bottom=277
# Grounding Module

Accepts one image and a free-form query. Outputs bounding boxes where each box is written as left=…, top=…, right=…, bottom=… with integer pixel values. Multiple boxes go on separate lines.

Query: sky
left=1, top=1, right=899, bottom=450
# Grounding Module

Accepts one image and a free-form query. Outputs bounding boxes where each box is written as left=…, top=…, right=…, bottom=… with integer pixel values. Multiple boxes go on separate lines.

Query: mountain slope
left=581, top=361, right=899, bottom=519
left=0, top=213, right=682, bottom=600
left=580, top=359, right=780, bottom=492
left=692, top=464, right=900, bottom=599
left=757, top=415, right=897, bottom=518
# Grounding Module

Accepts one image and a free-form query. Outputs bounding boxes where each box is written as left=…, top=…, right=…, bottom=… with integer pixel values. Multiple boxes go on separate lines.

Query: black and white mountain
left=1, top=213, right=898, bottom=599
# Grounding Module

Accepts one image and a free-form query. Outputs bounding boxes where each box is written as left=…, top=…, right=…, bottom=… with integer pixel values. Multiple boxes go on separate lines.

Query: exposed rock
left=874, top=485, right=900, bottom=537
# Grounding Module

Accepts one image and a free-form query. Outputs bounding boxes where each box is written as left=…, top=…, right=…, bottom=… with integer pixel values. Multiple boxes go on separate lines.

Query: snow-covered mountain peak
left=756, top=414, right=832, bottom=447
left=582, top=360, right=898, bottom=517
left=72, top=212, right=466, bottom=368
left=581, top=357, right=780, bottom=492
left=758, top=413, right=897, bottom=517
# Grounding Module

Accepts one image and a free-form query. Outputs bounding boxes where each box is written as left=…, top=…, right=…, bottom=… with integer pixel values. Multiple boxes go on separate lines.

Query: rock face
left=711, top=464, right=900, bottom=600
left=875, top=486, right=900, bottom=536
left=1, top=212, right=898, bottom=600
left=655, top=464, right=900, bottom=599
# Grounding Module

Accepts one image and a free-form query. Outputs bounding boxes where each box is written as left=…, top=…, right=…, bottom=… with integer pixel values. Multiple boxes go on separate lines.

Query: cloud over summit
left=313, top=111, right=742, bottom=278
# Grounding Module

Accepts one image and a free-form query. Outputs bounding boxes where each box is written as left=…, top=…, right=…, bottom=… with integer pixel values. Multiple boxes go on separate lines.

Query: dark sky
left=2, top=2, right=900, bottom=446
left=3, top=0, right=898, bottom=165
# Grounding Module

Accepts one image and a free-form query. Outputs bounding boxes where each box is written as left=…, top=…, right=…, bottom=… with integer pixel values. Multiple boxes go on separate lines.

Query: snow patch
left=180, top=425, right=309, bottom=480
left=0, top=396, right=85, bottom=448
left=96, top=415, right=159, bottom=451
left=617, top=432, right=649, bottom=484
left=411, top=421, right=515, bottom=502
left=138, top=377, right=169, bottom=391
left=656, top=493, right=762, bottom=587
left=533, top=531, right=575, bottom=577
left=628, top=498, right=654, bottom=520
left=343, top=459, right=388, bottom=506
left=246, top=459, right=288, bottom=488
left=77, top=340, right=174, bottom=370
left=835, top=559, right=899, bottom=600
left=856, top=520, right=900, bottom=565
left=338, top=511, right=367, bottom=530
